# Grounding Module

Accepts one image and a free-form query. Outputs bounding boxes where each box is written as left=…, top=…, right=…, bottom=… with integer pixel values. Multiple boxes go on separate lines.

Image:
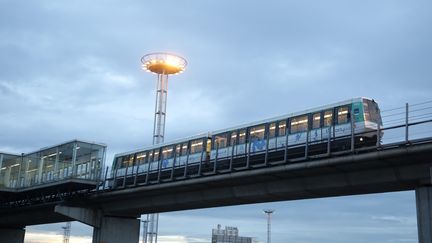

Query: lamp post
left=263, top=209, right=275, bottom=243
left=141, top=52, right=187, bottom=243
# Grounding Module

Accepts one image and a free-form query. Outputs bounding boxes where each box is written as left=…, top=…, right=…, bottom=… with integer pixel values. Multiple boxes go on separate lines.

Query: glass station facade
left=0, top=140, right=106, bottom=189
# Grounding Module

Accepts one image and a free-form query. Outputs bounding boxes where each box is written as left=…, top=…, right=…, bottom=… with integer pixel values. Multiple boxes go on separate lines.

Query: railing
left=102, top=100, right=432, bottom=191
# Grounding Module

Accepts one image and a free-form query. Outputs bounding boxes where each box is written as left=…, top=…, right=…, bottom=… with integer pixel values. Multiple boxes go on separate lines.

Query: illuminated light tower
left=141, top=52, right=187, bottom=243
left=263, top=209, right=275, bottom=243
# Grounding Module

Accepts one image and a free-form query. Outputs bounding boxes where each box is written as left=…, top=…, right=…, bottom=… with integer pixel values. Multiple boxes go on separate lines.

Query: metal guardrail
left=102, top=100, right=432, bottom=191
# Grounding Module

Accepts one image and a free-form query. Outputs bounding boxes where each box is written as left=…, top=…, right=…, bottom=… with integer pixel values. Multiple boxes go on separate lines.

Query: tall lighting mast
left=62, top=222, right=71, bottom=243
left=263, top=209, right=275, bottom=243
left=141, top=52, right=187, bottom=243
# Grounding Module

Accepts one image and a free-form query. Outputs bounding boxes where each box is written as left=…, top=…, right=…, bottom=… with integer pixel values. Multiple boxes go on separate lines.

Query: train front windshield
left=363, top=99, right=382, bottom=125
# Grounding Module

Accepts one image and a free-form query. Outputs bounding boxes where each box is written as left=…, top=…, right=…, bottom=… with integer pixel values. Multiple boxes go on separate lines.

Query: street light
left=141, top=52, right=187, bottom=243
left=263, top=209, right=275, bottom=243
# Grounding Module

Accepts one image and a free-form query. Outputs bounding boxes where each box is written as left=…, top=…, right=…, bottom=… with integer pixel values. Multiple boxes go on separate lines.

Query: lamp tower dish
left=141, top=52, right=187, bottom=243
left=263, top=209, right=275, bottom=243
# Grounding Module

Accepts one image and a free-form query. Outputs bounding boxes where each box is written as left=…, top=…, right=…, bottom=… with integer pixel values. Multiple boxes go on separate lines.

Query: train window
left=214, top=133, right=229, bottom=149
left=230, top=131, right=238, bottom=145
left=312, top=113, right=321, bottom=129
left=269, top=122, right=276, bottom=138
left=122, top=155, right=134, bottom=167
left=181, top=143, right=188, bottom=156
left=337, top=106, right=350, bottom=124
left=278, top=120, right=286, bottom=136
left=136, top=152, right=147, bottom=165
left=249, top=125, right=265, bottom=141
left=152, top=150, right=159, bottom=162
left=238, top=129, right=246, bottom=144
left=148, top=151, right=153, bottom=162
left=115, top=157, right=122, bottom=169
left=363, top=100, right=381, bottom=124
left=290, top=115, right=308, bottom=133
left=175, top=144, right=181, bottom=157
left=162, top=146, right=174, bottom=159
left=323, top=110, right=333, bottom=127
left=190, top=139, right=203, bottom=154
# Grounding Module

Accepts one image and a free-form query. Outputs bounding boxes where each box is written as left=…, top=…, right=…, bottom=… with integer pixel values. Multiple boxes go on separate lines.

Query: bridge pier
left=416, top=187, right=432, bottom=243
left=54, top=205, right=140, bottom=243
left=0, top=228, right=25, bottom=243
left=92, top=216, right=140, bottom=243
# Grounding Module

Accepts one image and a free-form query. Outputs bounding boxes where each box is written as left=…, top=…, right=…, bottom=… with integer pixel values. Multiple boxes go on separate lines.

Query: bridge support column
left=54, top=205, right=140, bottom=243
left=0, top=228, right=25, bottom=243
left=92, top=216, right=140, bottom=243
left=416, top=187, right=432, bottom=243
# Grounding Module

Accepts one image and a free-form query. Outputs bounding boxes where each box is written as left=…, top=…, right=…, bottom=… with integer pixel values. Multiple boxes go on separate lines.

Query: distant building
left=211, top=224, right=257, bottom=243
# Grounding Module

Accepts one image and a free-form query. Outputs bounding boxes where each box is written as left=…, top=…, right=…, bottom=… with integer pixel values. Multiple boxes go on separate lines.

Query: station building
left=0, top=140, right=106, bottom=189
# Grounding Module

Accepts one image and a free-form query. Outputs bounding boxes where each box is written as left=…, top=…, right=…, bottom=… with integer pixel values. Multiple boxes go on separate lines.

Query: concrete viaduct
left=1, top=140, right=432, bottom=243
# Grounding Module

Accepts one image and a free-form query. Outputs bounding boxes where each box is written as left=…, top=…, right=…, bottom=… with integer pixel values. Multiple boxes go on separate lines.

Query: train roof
left=211, top=97, right=375, bottom=135
left=114, top=132, right=210, bottom=158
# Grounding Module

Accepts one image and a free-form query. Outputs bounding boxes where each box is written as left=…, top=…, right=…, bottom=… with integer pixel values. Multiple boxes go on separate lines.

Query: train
left=111, top=97, right=382, bottom=184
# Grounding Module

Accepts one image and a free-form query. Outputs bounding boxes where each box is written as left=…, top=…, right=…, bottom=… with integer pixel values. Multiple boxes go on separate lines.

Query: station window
left=190, top=139, right=203, bottom=154
left=214, top=133, right=229, bottom=149
left=312, top=113, right=321, bottom=129
left=290, top=115, right=308, bottom=133
left=323, top=110, right=333, bottom=127
left=162, top=146, right=174, bottom=159
left=238, top=129, right=246, bottom=144
left=269, top=122, right=276, bottom=138
left=337, top=106, right=350, bottom=124
left=135, top=152, right=147, bottom=165
left=278, top=120, right=286, bottom=136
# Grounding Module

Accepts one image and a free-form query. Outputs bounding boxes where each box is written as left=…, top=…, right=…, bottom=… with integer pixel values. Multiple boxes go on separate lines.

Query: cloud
left=1, top=0, right=431, bottom=242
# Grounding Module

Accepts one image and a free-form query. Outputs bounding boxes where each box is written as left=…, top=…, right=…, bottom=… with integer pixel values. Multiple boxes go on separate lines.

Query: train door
left=211, top=132, right=230, bottom=160
left=268, top=122, right=277, bottom=150
left=248, top=124, right=266, bottom=153
left=189, top=138, right=205, bottom=164
left=322, top=109, right=334, bottom=140
left=135, top=151, right=147, bottom=173
left=310, top=112, right=322, bottom=143
left=149, top=149, right=160, bottom=172
left=276, top=120, right=287, bottom=148
left=161, top=145, right=174, bottom=170
left=177, top=142, right=189, bottom=166
left=288, top=114, right=309, bottom=146
left=335, top=105, right=352, bottom=138
left=237, top=129, right=247, bottom=156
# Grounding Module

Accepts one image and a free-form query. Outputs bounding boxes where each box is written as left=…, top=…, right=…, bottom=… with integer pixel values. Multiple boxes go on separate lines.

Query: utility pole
left=263, top=209, right=274, bottom=243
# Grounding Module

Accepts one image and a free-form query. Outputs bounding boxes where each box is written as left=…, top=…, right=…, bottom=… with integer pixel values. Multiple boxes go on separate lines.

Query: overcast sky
left=1, top=0, right=431, bottom=243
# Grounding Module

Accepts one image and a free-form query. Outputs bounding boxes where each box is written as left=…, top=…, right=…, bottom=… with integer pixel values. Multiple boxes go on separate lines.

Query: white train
left=111, top=97, right=382, bottom=183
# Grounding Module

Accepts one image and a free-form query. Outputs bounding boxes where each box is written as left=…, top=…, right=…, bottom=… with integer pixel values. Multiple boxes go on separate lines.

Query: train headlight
left=359, top=137, right=364, bottom=142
